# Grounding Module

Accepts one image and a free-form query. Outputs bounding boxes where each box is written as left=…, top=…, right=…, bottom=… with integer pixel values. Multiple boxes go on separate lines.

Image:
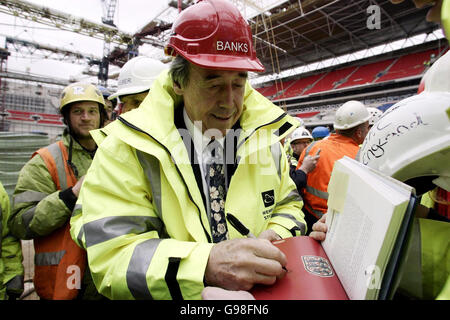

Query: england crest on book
left=301, top=255, right=334, bottom=277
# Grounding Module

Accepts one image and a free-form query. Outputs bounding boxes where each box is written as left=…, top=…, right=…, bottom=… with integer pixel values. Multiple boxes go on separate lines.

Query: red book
left=251, top=236, right=349, bottom=300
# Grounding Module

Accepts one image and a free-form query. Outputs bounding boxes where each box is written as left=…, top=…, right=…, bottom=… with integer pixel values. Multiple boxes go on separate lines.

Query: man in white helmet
left=288, top=127, right=320, bottom=193
left=9, top=82, right=107, bottom=300
left=296, top=100, right=370, bottom=233
left=108, top=56, right=168, bottom=115
left=282, top=117, right=304, bottom=161
left=290, top=127, right=313, bottom=163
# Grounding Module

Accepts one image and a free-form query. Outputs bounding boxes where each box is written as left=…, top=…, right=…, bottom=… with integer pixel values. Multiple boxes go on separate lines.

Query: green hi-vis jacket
left=70, top=71, right=307, bottom=300
left=0, top=182, right=24, bottom=300
left=398, top=218, right=450, bottom=300
left=396, top=191, right=450, bottom=300
left=9, top=131, right=92, bottom=240
left=9, top=131, right=101, bottom=300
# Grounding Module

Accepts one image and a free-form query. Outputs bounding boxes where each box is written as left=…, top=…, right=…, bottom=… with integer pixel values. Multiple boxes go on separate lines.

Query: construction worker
left=108, top=56, right=168, bottom=115
left=97, top=85, right=117, bottom=125
left=296, top=100, right=370, bottom=233
left=311, top=126, right=330, bottom=140
left=70, top=0, right=306, bottom=300
left=359, top=50, right=450, bottom=299
left=290, top=127, right=313, bottom=163
left=0, top=181, right=24, bottom=300
left=367, top=107, right=383, bottom=130
left=8, top=82, right=107, bottom=300
left=283, top=117, right=304, bottom=162
left=288, top=127, right=320, bottom=193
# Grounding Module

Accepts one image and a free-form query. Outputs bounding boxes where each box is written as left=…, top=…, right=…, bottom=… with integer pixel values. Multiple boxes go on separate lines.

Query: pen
left=226, top=213, right=288, bottom=272
left=226, top=213, right=256, bottom=238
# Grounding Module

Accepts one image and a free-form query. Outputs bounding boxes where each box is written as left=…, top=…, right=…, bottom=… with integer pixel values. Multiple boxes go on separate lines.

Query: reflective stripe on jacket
left=9, top=132, right=95, bottom=299
left=296, top=133, right=360, bottom=218
left=31, top=141, right=87, bottom=300
left=70, top=71, right=306, bottom=300
left=10, top=132, right=92, bottom=239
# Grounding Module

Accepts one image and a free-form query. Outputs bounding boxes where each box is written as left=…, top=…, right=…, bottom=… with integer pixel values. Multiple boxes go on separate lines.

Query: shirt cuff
left=59, top=187, right=77, bottom=212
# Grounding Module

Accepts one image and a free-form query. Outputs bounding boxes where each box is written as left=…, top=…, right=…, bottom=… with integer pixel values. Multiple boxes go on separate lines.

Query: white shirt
left=183, top=108, right=226, bottom=207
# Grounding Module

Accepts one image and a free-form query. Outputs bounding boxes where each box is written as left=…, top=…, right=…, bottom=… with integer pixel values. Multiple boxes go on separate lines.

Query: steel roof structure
left=0, top=0, right=446, bottom=83
left=248, top=0, right=442, bottom=76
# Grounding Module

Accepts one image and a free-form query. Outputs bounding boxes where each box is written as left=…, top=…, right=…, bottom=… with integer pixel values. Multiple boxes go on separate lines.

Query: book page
left=346, top=158, right=414, bottom=199
left=322, top=157, right=411, bottom=300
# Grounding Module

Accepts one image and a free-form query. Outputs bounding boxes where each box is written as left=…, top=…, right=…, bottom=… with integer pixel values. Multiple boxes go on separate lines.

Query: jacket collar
left=116, top=70, right=298, bottom=154
left=328, top=133, right=360, bottom=146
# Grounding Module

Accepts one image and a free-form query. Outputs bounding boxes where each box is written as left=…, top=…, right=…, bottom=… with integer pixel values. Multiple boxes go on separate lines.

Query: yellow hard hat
left=60, top=82, right=105, bottom=113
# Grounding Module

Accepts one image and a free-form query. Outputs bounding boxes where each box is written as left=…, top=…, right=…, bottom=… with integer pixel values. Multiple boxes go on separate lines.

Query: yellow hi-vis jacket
left=396, top=190, right=449, bottom=300
left=70, top=71, right=306, bottom=300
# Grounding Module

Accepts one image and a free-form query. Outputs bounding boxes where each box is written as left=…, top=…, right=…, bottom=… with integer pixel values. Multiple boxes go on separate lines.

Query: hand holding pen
left=227, top=213, right=288, bottom=271
left=204, top=217, right=289, bottom=290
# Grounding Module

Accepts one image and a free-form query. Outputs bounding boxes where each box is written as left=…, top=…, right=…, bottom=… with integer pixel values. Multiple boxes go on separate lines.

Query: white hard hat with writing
left=361, top=51, right=450, bottom=193
left=109, top=56, right=168, bottom=100
left=360, top=94, right=450, bottom=193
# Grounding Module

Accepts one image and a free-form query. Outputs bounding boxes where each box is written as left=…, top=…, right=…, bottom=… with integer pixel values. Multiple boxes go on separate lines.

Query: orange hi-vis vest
left=32, top=140, right=86, bottom=300
left=296, top=134, right=360, bottom=219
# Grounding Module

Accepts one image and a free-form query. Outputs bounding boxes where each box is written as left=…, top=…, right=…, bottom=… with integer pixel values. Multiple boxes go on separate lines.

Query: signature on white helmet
left=360, top=92, right=450, bottom=193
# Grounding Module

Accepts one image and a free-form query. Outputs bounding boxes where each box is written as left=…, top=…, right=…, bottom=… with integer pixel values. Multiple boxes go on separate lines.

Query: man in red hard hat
left=71, top=0, right=321, bottom=300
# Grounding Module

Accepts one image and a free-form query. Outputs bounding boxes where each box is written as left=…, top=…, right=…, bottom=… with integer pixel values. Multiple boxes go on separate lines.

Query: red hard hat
left=164, top=0, right=265, bottom=73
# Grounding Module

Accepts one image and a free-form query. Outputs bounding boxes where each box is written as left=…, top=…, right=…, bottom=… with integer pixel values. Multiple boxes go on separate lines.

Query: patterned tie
left=206, top=140, right=229, bottom=243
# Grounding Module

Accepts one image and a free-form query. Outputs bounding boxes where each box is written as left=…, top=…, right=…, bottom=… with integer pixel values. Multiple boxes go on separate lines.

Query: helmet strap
left=66, top=134, right=79, bottom=178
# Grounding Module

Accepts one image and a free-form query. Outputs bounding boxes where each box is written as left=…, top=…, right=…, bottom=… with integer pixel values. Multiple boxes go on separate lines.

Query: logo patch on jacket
left=301, top=255, right=334, bottom=277
left=261, top=190, right=275, bottom=208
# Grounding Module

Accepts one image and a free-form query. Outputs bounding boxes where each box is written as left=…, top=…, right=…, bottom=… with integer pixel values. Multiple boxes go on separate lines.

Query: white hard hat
left=422, top=50, right=450, bottom=93
left=109, top=56, right=168, bottom=100
left=292, top=116, right=305, bottom=127
left=290, top=127, right=313, bottom=142
left=334, top=100, right=370, bottom=130
left=359, top=92, right=450, bottom=193
left=367, top=107, right=383, bottom=126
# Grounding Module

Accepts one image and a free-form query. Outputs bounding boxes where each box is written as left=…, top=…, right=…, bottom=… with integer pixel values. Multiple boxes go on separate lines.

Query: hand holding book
left=309, top=214, right=328, bottom=241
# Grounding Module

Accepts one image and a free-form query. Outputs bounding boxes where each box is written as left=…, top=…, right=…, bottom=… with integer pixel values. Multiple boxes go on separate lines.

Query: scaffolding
left=0, top=77, right=65, bottom=140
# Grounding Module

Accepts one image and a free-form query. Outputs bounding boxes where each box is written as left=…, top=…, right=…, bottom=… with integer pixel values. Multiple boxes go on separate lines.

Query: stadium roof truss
left=0, top=0, right=445, bottom=83
left=248, top=0, right=442, bottom=79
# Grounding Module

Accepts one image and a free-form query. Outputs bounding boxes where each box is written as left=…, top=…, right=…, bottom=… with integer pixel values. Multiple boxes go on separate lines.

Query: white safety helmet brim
left=108, top=56, right=168, bottom=100
left=359, top=92, right=450, bottom=193
left=108, top=85, right=152, bottom=100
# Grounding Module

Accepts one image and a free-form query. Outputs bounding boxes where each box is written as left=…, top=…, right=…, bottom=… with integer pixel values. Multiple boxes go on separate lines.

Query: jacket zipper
left=118, top=116, right=212, bottom=243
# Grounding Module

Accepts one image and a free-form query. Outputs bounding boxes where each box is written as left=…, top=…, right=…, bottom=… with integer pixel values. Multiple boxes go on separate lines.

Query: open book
left=252, top=156, right=417, bottom=300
